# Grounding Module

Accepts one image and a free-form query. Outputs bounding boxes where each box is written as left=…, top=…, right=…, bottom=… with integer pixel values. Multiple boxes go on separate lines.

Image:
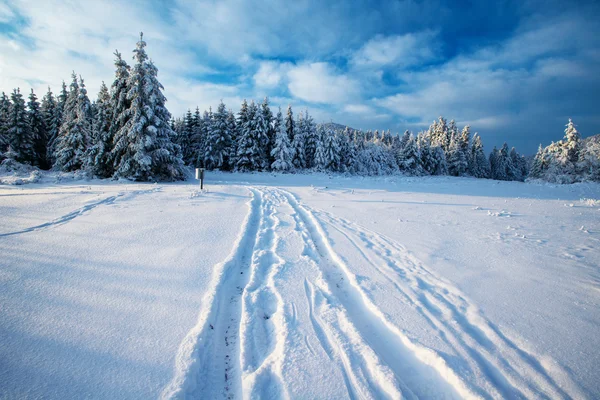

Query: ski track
left=305, top=199, right=585, bottom=400
left=164, top=185, right=585, bottom=399
left=0, top=187, right=161, bottom=238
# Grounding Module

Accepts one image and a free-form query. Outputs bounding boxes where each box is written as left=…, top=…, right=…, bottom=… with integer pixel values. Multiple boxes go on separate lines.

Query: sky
left=0, top=0, right=599, bottom=154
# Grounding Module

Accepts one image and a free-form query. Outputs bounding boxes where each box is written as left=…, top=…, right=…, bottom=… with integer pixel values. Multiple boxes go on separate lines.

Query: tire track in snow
left=311, top=206, right=585, bottom=399
left=0, top=187, right=161, bottom=238
left=277, top=188, right=471, bottom=399
left=162, top=187, right=262, bottom=400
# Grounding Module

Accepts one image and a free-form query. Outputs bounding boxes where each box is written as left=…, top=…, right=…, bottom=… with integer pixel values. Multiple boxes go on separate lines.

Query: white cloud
left=287, top=62, right=359, bottom=104
left=352, top=31, right=438, bottom=68
left=343, top=104, right=374, bottom=115
left=253, top=61, right=291, bottom=88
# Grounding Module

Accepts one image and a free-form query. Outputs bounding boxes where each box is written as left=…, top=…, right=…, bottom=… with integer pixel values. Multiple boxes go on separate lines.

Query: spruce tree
left=260, top=97, right=274, bottom=169
left=54, top=74, right=92, bottom=171
left=108, top=51, right=131, bottom=170
left=313, top=125, right=327, bottom=171
left=111, top=33, right=184, bottom=181
left=397, top=134, right=422, bottom=174
left=236, top=101, right=260, bottom=171
left=226, top=109, right=238, bottom=170
left=323, top=127, right=341, bottom=171
left=177, top=109, right=194, bottom=165
left=529, top=144, right=545, bottom=179
left=8, top=89, right=34, bottom=164
left=86, top=82, right=113, bottom=177
left=205, top=101, right=231, bottom=170
left=27, top=89, right=48, bottom=168
left=270, top=107, right=294, bottom=172
left=447, top=131, right=468, bottom=176
left=303, top=110, right=318, bottom=168
left=292, top=111, right=306, bottom=169
left=469, top=134, right=490, bottom=178
left=41, top=88, right=60, bottom=167
left=0, top=92, right=11, bottom=154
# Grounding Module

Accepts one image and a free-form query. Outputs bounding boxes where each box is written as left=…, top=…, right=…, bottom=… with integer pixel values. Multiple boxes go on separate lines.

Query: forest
left=1, top=34, right=597, bottom=183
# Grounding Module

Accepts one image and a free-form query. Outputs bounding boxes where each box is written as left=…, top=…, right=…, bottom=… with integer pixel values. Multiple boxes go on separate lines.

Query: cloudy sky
left=1, top=0, right=599, bottom=153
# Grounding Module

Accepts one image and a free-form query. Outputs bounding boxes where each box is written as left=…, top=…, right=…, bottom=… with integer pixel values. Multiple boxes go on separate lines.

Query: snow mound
left=0, top=159, right=42, bottom=185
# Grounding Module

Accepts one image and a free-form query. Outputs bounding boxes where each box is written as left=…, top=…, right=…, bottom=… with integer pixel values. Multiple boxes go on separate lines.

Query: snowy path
left=164, top=185, right=586, bottom=399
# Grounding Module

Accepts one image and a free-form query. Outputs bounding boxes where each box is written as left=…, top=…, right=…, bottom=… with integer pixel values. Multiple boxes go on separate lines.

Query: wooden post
left=196, top=168, right=205, bottom=190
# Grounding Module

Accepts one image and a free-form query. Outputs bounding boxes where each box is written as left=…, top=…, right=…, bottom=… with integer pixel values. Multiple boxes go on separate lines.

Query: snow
left=1, top=171, right=599, bottom=399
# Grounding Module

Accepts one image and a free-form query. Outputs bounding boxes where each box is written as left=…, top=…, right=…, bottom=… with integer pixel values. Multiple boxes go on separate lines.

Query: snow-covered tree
left=447, top=130, right=468, bottom=176
left=8, top=89, right=34, bottom=164
left=176, top=109, right=194, bottom=165
left=111, top=33, right=184, bottom=181
left=579, top=140, right=600, bottom=182
left=323, top=127, right=341, bottom=171
left=27, top=89, right=47, bottom=168
left=205, top=101, right=232, bottom=170
left=285, top=105, right=295, bottom=158
left=270, top=107, right=293, bottom=172
left=40, top=88, right=60, bottom=167
left=397, top=134, right=422, bottom=174
left=236, top=101, right=262, bottom=171
left=313, top=125, right=327, bottom=171
left=226, top=109, right=238, bottom=169
left=529, top=144, right=545, bottom=179
left=86, top=82, right=113, bottom=177
left=292, top=111, right=306, bottom=169
left=337, top=127, right=355, bottom=173
left=469, top=133, right=490, bottom=178
left=260, top=97, right=274, bottom=169
left=303, top=110, right=318, bottom=168
left=54, top=74, right=92, bottom=171
left=0, top=92, right=9, bottom=154
left=107, top=51, right=131, bottom=171
left=508, top=147, right=527, bottom=182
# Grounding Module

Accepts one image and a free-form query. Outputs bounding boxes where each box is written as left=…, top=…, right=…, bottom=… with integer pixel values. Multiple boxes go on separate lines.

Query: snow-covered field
left=1, top=172, right=599, bottom=399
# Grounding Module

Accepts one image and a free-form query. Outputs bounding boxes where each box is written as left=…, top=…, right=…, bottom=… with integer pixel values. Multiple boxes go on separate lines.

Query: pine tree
left=205, top=101, right=231, bottom=170
left=108, top=51, right=131, bottom=171
left=8, top=89, right=34, bottom=164
left=54, top=74, right=92, bottom=171
left=469, top=134, right=490, bottom=178
left=292, top=111, right=306, bottom=169
left=86, top=82, right=113, bottom=177
left=0, top=92, right=11, bottom=154
left=270, top=107, right=294, bottom=172
left=313, top=125, right=327, bottom=171
left=236, top=101, right=261, bottom=171
left=323, top=127, right=341, bottom=171
left=563, top=118, right=580, bottom=165
left=27, top=89, right=48, bottom=168
left=431, top=116, right=449, bottom=151
left=508, top=147, right=526, bottom=181
left=529, top=144, right=545, bottom=178
left=177, top=109, right=194, bottom=165
left=40, top=88, right=60, bottom=167
left=46, top=82, right=68, bottom=164
left=111, top=33, right=184, bottom=181
left=260, top=97, right=274, bottom=169
left=489, top=143, right=511, bottom=181
left=397, top=134, right=422, bottom=174
left=447, top=131, right=468, bottom=176
left=337, top=128, right=354, bottom=173
left=226, top=109, right=238, bottom=170
left=303, top=110, right=318, bottom=168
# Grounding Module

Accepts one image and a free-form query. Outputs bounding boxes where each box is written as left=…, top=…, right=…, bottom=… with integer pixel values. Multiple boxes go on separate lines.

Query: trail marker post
left=195, top=168, right=205, bottom=190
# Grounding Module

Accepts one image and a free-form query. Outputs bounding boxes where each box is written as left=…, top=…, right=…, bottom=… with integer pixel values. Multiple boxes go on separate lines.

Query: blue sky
left=1, top=0, right=599, bottom=153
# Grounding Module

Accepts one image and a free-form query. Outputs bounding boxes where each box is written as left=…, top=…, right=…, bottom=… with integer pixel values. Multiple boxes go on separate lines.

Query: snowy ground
left=1, top=172, right=599, bottom=399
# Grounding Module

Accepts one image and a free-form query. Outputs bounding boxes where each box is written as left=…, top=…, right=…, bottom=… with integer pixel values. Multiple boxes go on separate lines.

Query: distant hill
left=320, top=122, right=357, bottom=132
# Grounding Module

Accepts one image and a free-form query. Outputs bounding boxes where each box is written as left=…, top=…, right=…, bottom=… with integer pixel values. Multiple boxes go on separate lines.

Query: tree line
left=1, top=32, right=596, bottom=183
